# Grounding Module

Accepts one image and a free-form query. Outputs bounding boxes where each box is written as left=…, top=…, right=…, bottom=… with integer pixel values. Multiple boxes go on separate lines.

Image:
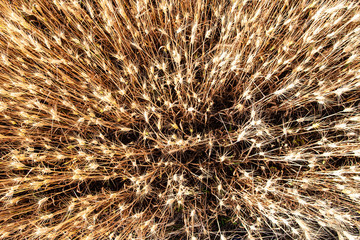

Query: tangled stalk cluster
left=0, top=0, right=360, bottom=239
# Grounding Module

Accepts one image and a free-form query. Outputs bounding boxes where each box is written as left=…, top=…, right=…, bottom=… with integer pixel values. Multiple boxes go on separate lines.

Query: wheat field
left=0, top=0, right=360, bottom=239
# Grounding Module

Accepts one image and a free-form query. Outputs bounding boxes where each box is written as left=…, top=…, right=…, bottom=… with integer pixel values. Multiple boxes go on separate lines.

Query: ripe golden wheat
left=0, top=0, right=360, bottom=239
